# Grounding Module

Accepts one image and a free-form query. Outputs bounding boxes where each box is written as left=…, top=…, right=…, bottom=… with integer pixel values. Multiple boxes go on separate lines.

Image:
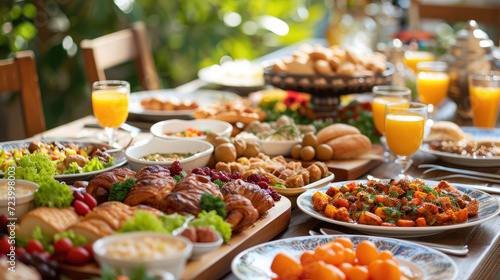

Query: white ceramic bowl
left=190, top=232, right=223, bottom=260
left=258, top=139, right=301, bottom=157
left=0, top=179, right=39, bottom=219
left=93, top=232, right=192, bottom=280
left=125, top=138, right=214, bottom=172
left=151, top=119, right=233, bottom=140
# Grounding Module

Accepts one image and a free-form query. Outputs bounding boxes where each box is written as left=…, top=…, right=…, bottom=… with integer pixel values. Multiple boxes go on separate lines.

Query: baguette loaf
left=17, top=207, right=80, bottom=239
left=325, top=134, right=372, bottom=159
left=424, top=121, right=469, bottom=142
left=316, top=124, right=360, bottom=144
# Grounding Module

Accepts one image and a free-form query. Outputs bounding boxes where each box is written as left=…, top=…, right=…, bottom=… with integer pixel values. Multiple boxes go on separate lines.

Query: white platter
left=232, top=235, right=457, bottom=280
left=128, top=89, right=240, bottom=122
left=0, top=139, right=127, bottom=184
left=297, top=180, right=500, bottom=237
left=420, top=127, right=500, bottom=167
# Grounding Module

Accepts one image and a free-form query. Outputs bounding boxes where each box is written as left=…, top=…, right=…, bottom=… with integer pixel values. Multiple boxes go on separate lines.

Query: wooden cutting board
left=287, top=144, right=384, bottom=182
left=58, top=197, right=292, bottom=280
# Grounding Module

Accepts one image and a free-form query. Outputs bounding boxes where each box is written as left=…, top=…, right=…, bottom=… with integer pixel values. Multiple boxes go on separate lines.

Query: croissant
left=82, top=201, right=134, bottom=230
left=161, top=174, right=223, bottom=216
left=224, top=194, right=259, bottom=232
left=86, top=168, right=136, bottom=204
left=123, top=165, right=176, bottom=208
left=221, top=179, right=274, bottom=215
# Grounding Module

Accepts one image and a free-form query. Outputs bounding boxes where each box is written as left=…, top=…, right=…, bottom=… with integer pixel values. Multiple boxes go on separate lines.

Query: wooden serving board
left=58, top=197, right=292, bottom=280
left=287, top=144, right=384, bottom=182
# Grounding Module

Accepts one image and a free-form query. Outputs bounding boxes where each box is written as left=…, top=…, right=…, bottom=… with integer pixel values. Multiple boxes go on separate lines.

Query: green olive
left=300, top=146, right=315, bottom=161
left=315, top=144, right=333, bottom=161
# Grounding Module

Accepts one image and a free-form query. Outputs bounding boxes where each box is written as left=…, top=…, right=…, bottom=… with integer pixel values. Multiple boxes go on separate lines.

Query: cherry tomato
left=74, top=200, right=90, bottom=216
left=15, top=247, right=26, bottom=258
left=26, top=239, right=45, bottom=254
left=83, top=243, right=94, bottom=261
left=73, top=190, right=85, bottom=202
left=66, top=246, right=90, bottom=265
left=83, top=193, right=97, bottom=209
left=54, top=238, right=73, bottom=257
left=0, top=236, right=13, bottom=254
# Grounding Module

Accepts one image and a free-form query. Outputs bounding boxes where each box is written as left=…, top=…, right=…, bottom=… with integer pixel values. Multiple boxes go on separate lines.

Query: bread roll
left=316, top=124, right=361, bottom=144
left=325, top=134, right=372, bottom=159
left=424, top=121, right=469, bottom=142
left=17, top=207, right=80, bottom=239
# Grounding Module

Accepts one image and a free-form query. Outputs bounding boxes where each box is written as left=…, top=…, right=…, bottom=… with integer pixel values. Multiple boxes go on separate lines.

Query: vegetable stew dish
left=312, top=179, right=478, bottom=227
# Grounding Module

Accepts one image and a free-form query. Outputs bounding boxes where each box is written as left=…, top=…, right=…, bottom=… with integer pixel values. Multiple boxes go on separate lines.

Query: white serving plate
left=0, top=139, right=127, bottom=184
left=297, top=180, right=500, bottom=237
left=128, top=89, right=240, bottom=122
left=232, top=235, right=457, bottom=280
left=420, top=127, right=500, bottom=167
left=150, top=119, right=232, bottom=140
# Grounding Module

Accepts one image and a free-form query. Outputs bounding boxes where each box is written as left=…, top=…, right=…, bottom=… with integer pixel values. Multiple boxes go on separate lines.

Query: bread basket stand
left=263, top=62, right=395, bottom=117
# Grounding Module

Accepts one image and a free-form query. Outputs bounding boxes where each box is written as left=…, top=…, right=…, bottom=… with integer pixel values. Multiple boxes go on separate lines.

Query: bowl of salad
left=150, top=119, right=232, bottom=140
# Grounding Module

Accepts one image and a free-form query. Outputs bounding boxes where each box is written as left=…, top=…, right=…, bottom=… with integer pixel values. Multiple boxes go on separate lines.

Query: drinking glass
left=385, top=102, right=427, bottom=179
left=403, top=50, right=434, bottom=73
left=371, top=86, right=412, bottom=161
left=468, top=71, right=500, bottom=128
left=416, top=61, right=450, bottom=123
left=92, top=80, right=130, bottom=145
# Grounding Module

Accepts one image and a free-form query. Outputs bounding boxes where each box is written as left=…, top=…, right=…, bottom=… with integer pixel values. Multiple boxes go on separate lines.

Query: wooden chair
left=80, top=21, right=161, bottom=90
left=410, top=0, right=500, bottom=42
left=0, top=50, right=45, bottom=137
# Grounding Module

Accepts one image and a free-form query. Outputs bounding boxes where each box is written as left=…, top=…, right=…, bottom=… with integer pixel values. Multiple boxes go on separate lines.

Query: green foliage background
left=0, top=0, right=326, bottom=129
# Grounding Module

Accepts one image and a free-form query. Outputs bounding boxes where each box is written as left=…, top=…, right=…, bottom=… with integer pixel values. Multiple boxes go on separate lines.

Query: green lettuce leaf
left=33, top=177, right=74, bottom=208
left=189, top=210, right=232, bottom=242
left=117, top=211, right=168, bottom=234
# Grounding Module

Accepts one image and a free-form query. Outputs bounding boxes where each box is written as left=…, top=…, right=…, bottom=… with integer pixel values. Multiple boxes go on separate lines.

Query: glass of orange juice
left=469, top=71, right=500, bottom=128
left=416, top=61, right=449, bottom=123
left=92, top=80, right=130, bottom=144
left=372, top=86, right=412, bottom=161
left=385, top=102, right=427, bottom=179
left=403, top=50, right=435, bottom=73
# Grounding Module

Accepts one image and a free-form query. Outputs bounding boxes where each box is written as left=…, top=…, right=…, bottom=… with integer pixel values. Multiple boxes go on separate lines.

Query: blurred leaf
left=10, top=5, right=21, bottom=20
left=22, top=3, right=37, bottom=19
left=15, top=22, right=36, bottom=40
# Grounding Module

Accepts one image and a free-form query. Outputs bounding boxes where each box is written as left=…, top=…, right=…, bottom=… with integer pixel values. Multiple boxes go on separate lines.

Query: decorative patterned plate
left=420, top=127, right=500, bottom=167
left=128, top=89, right=240, bottom=122
left=297, top=180, right=500, bottom=237
left=232, top=235, right=457, bottom=280
left=0, top=139, right=126, bottom=183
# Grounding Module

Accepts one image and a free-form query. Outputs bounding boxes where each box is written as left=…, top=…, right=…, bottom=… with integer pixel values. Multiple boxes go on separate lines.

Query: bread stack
left=316, top=124, right=372, bottom=160
left=272, top=44, right=387, bottom=76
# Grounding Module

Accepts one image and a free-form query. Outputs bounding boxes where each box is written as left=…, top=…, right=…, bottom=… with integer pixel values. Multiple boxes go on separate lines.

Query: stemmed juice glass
left=385, top=102, right=427, bottom=179
left=416, top=61, right=449, bottom=123
left=92, top=80, right=130, bottom=145
left=371, top=86, right=412, bottom=161
left=468, top=71, right=500, bottom=128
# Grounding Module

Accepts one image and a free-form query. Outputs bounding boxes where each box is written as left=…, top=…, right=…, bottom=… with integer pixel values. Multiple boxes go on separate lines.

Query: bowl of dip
left=93, top=232, right=192, bottom=280
left=0, top=179, right=39, bottom=219
left=151, top=119, right=232, bottom=140
left=125, top=138, right=214, bottom=172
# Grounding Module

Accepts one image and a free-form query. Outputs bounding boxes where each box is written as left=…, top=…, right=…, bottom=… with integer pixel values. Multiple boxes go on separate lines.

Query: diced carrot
left=326, top=186, right=340, bottom=197
left=437, top=197, right=450, bottom=203
left=426, top=193, right=436, bottom=200
left=456, top=208, right=468, bottom=223
left=414, top=191, right=427, bottom=199
left=358, top=211, right=383, bottom=226
left=374, top=207, right=388, bottom=219
left=325, top=204, right=338, bottom=219
left=415, top=217, right=426, bottom=227
left=312, top=192, right=330, bottom=211
left=396, top=219, right=416, bottom=227
left=381, top=222, right=396, bottom=227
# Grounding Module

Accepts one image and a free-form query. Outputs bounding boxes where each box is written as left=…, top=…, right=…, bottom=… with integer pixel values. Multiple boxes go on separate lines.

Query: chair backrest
left=0, top=50, right=45, bottom=137
left=410, top=0, right=500, bottom=35
left=80, top=21, right=161, bottom=90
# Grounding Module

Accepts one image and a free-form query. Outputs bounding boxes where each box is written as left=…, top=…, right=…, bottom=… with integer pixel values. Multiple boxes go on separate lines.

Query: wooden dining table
left=33, top=107, right=500, bottom=280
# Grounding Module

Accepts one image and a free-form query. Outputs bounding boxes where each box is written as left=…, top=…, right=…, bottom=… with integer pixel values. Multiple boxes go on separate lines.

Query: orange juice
left=385, top=113, right=425, bottom=156
left=469, top=86, right=500, bottom=128
left=92, top=91, right=129, bottom=128
left=404, top=51, right=434, bottom=73
left=372, top=96, right=409, bottom=133
left=417, top=71, right=450, bottom=106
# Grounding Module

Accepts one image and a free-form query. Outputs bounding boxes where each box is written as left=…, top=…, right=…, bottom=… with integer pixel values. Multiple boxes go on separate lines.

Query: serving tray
left=58, top=196, right=292, bottom=280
